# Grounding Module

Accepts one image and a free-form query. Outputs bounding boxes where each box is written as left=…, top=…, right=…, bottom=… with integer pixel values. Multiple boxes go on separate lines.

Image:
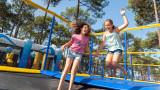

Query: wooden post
left=153, top=0, right=160, bottom=47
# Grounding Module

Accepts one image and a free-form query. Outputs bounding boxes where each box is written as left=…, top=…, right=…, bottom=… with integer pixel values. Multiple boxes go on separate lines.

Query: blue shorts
left=107, top=49, right=123, bottom=56
left=67, top=50, right=83, bottom=61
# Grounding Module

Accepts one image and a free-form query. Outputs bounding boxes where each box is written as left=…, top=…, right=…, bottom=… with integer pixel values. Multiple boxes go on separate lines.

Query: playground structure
left=0, top=33, right=62, bottom=71
left=0, top=0, right=160, bottom=90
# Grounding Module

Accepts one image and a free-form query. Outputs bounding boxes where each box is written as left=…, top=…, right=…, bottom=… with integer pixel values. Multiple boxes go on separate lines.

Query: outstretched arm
left=116, top=8, right=129, bottom=33
left=95, top=32, right=106, bottom=56
left=60, top=39, right=73, bottom=51
left=85, top=43, right=94, bottom=56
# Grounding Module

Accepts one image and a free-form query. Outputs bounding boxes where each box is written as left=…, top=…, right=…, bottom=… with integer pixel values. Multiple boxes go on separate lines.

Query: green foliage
left=20, top=16, right=52, bottom=43
left=39, top=0, right=62, bottom=44
left=61, top=7, right=96, bottom=24
left=120, top=32, right=134, bottom=48
left=42, top=0, right=62, bottom=7
left=127, top=0, right=160, bottom=26
left=0, top=0, right=14, bottom=33
left=144, top=31, right=159, bottom=49
left=10, top=0, right=37, bottom=38
left=80, top=0, right=109, bottom=18
left=52, top=24, right=71, bottom=47
left=11, top=0, right=37, bottom=23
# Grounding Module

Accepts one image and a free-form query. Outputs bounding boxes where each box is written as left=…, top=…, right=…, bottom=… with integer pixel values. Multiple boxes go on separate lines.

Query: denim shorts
left=67, top=50, right=83, bottom=61
left=107, top=49, right=123, bottom=56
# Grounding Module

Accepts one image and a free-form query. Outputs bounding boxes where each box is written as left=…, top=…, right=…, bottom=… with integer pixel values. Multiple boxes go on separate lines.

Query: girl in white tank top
left=95, top=8, right=129, bottom=77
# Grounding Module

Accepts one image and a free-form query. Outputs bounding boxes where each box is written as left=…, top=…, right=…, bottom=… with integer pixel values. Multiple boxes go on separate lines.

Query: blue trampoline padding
left=41, top=70, right=160, bottom=90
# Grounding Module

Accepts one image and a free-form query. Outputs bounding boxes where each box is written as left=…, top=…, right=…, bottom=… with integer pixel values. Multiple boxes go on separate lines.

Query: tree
left=51, top=24, right=71, bottom=47
left=20, top=16, right=53, bottom=43
left=61, top=0, right=109, bottom=23
left=61, top=7, right=96, bottom=25
left=9, top=0, right=24, bottom=36
left=76, top=0, right=109, bottom=19
left=10, top=0, right=37, bottom=38
left=18, top=20, right=34, bottom=40
left=0, top=0, right=14, bottom=33
left=119, top=32, right=160, bottom=79
left=143, top=31, right=160, bottom=50
left=127, top=0, right=160, bottom=26
left=40, top=0, right=62, bottom=44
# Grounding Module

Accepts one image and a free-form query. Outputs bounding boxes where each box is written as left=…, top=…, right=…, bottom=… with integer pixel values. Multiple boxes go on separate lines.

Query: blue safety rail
left=41, top=70, right=160, bottom=90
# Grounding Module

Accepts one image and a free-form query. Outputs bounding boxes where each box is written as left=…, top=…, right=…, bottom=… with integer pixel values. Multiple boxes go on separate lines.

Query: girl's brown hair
left=104, top=19, right=116, bottom=29
left=70, top=21, right=91, bottom=36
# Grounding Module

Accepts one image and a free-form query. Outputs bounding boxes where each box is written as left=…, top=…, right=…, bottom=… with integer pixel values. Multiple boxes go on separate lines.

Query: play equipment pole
left=97, top=57, right=99, bottom=75
left=124, top=31, right=127, bottom=80
left=101, top=54, right=104, bottom=77
left=128, top=64, right=129, bottom=79
left=89, top=36, right=94, bottom=75
left=148, top=65, right=150, bottom=82
left=43, top=16, right=55, bottom=70
left=130, top=54, right=133, bottom=81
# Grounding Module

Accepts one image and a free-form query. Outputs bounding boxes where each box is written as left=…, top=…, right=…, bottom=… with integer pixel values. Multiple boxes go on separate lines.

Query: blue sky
left=32, top=0, right=136, bottom=29
left=30, top=0, right=158, bottom=40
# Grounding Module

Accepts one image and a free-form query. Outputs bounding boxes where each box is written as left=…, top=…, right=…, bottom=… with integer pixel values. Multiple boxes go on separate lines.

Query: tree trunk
left=37, top=30, right=40, bottom=44
left=14, top=10, right=25, bottom=38
left=14, top=23, right=22, bottom=38
left=29, top=30, right=32, bottom=39
left=36, top=39, right=38, bottom=44
left=1, top=25, right=4, bottom=33
left=153, top=0, right=160, bottom=47
left=10, top=1, right=24, bottom=37
left=140, top=68, right=143, bottom=77
left=40, top=0, right=50, bottom=44
left=76, top=0, right=80, bottom=20
left=153, top=68, right=157, bottom=81
left=132, top=66, right=134, bottom=77
left=119, top=69, right=121, bottom=78
left=14, top=4, right=24, bottom=38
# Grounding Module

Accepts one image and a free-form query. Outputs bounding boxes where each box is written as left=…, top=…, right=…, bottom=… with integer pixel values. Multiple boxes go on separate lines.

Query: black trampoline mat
left=0, top=72, right=110, bottom=90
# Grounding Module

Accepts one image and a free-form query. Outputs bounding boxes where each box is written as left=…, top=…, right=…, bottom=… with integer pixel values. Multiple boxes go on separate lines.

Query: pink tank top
left=70, top=34, right=89, bottom=54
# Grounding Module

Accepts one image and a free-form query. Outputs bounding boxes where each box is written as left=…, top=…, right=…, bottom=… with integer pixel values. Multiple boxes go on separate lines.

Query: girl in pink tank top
left=57, top=22, right=95, bottom=90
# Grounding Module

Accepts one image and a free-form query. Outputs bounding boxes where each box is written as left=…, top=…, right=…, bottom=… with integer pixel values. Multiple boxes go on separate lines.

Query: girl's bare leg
left=112, top=54, right=127, bottom=76
left=105, top=54, right=114, bottom=68
left=57, top=58, right=73, bottom=90
left=68, top=60, right=80, bottom=90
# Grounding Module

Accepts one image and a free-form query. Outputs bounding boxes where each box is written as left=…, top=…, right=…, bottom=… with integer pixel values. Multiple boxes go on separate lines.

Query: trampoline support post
left=124, top=31, right=127, bottom=80
left=43, top=16, right=55, bottom=70
left=89, top=36, right=94, bottom=75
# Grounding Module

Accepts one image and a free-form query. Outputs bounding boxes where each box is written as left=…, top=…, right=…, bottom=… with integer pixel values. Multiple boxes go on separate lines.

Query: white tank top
left=105, top=30, right=124, bottom=51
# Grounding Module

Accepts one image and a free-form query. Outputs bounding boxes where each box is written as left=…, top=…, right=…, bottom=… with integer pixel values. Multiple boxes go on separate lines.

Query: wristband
left=122, top=14, right=125, bottom=16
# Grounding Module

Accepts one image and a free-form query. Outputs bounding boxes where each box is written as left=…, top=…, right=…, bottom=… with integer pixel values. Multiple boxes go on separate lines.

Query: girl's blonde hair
left=104, top=19, right=116, bottom=29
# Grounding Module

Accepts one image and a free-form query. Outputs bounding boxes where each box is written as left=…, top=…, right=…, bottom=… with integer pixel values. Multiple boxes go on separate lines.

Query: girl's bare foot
left=124, top=71, right=128, bottom=76
left=113, top=68, right=116, bottom=77
left=121, top=68, right=127, bottom=76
